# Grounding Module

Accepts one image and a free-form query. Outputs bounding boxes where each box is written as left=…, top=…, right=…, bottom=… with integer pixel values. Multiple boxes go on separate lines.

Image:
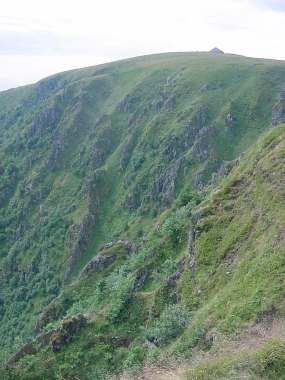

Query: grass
left=184, top=339, right=285, bottom=380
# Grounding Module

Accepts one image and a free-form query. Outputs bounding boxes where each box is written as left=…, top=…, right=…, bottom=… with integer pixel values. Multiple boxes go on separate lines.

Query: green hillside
left=0, top=52, right=285, bottom=379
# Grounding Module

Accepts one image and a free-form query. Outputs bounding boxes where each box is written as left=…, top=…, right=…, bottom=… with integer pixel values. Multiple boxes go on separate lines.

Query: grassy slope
left=0, top=53, right=284, bottom=377
left=179, top=124, right=285, bottom=335
left=2, top=123, right=285, bottom=379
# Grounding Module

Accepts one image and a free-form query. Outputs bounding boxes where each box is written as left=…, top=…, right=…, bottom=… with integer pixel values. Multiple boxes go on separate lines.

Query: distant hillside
left=0, top=52, right=285, bottom=379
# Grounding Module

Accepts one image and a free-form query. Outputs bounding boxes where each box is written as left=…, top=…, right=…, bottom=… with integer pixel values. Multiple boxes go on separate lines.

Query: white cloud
left=0, top=0, right=284, bottom=90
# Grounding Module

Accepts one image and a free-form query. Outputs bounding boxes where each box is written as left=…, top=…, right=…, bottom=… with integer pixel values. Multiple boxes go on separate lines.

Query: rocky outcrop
left=120, top=132, right=138, bottom=169
left=188, top=208, right=206, bottom=272
left=200, top=84, right=209, bottom=92
left=225, top=112, right=234, bottom=126
left=117, top=71, right=181, bottom=128
left=125, top=156, right=185, bottom=211
left=164, top=106, right=209, bottom=161
left=7, top=314, right=87, bottom=365
left=188, top=221, right=197, bottom=272
left=126, top=106, right=209, bottom=206
left=192, top=126, right=216, bottom=162
left=35, top=295, right=74, bottom=332
left=46, top=139, right=64, bottom=169
left=272, top=89, right=285, bottom=127
left=118, top=94, right=139, bottom=114
left=165, top=259, right=185, bottom=287
left=27, top=102, right=62, bottom=142
left=151, top=157, right=185, bottom=207
left=0, top=163, right=18, bottom=208
left=211, top=158, right=240, bottom=187
left=64, top=168, right=110, bottom=280
left=133, top=266, right=151, bottom=291
left=80, top=253, right=116, bottom=277
left=98, top=240, right=133, bottom=252
left=87, top=123, right=111, bottom=169
left=124, top=105, right=212, bottom=210
left=80, top=240, right=133, bottom=277
left=51, top=314, right=87, bottom=352
left=65, top=214, right=96, bottom=280
left=35, top=77, right=62, bottom=101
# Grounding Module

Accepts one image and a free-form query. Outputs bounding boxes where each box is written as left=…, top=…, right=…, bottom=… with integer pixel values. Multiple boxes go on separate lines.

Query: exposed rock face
left=151, top=157, right=185, bottom=207
left=80, top=240, right=133, bottom=277
left=272, top=90, right=285, bottom=127
left=36, top=77, right=62, bottom=101
left=8, top=314, right=88, bottom=364
left=46, top=140, right=64, bottom=169
left=225, top=112, right=234, bottom=126
left=91, top=125, right=114, bottom=163
left=120, top=132, right=138, bottom=169
left=125, top=156, right=185, bottom=211
left=35, top=296, right=74, bottom=332
left=188, top=221, right=197, bottom=272
left=65, top=213, right=96, bottom=280
left=200, top=84, right=209, bottom=92
left=165, top=259, right=185, bottom=287
left=91, top=146, right=105, bottom=169
left=80, top=253, right=116, bottom=277
left=28, top=103, right=62, bottom=139
left=51, top=314, right=87, bottom=352
left=211, top=158, right=240, bottom=186
left=98, top=240, right=133, bottom=252
left=133, top=266, right=151, bottom=291
left=0, top=163, right=18, bottom=208
left=124, top=106, right=211, bottom=210
left=192, top=126, right=216, bottom=162
left=118, top=94, right=138, bottom=114
left=188, top=208, right=206, bottom=271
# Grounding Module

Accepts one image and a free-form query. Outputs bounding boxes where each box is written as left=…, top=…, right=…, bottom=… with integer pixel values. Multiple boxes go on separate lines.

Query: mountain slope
left=0, top=53, right=285, bottom=378
left=2, top=123, right=285, bottom=380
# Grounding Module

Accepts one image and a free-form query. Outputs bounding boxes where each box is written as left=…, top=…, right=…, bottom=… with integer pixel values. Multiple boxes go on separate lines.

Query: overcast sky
left=0, top=0, right=285, bottom=91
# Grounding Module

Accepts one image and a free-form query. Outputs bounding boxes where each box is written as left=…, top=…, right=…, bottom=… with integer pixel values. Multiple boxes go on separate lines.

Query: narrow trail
left=117, top=318, right=285, bottom=380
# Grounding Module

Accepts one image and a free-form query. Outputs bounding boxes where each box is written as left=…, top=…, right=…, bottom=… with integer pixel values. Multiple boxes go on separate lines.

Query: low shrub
left=145, top=304, right=191, bottom=346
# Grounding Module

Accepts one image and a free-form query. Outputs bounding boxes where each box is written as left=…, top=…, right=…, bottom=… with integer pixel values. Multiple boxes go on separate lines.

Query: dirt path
left=116, top=318, right=285, bottom=380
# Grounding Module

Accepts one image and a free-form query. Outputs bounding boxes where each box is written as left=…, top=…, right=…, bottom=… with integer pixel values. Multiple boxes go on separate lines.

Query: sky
left=0, top=0, right=285, bottom=91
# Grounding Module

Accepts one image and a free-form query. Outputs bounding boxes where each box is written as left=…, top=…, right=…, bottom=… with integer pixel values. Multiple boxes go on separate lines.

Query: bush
left=177, top=189, right=203, bottom=208
left=145, top=304, right=191, bottom=346
left=161, top=208, right=188, bottom=245
left=255, top=340, right=285, bottom=377
left=123, top=346, right=145, bottom=370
